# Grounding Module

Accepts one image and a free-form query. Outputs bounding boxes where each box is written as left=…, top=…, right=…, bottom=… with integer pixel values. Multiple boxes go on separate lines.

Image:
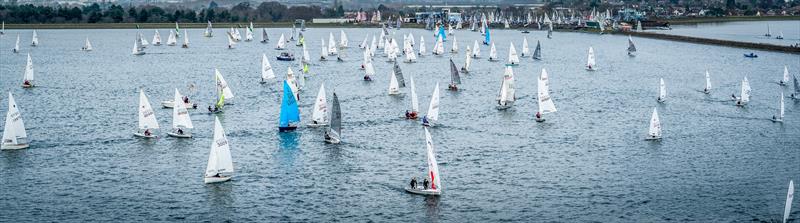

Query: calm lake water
left=0, top=27, right=798, bottom=222
left=651, top=20, right=800, bottom=46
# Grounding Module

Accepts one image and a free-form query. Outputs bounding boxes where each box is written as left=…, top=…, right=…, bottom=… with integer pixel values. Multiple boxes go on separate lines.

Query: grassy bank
left=666, top=16, right=800, bottom=25
left=0, top=22, right=427, bottom=29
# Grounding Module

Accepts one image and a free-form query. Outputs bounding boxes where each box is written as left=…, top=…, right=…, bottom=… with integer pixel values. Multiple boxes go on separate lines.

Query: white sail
left=138, top=89, right=159, bottom=131
left=364, top=53, right=375, bottom=78
left=153, top=30, right=162, bottom=45
left=434, top=36, right=444, bottom=55
left=489, top=42, right=497, bottom=60
left=359, top=36, right=368, bottom=49
left=659, top=78, right=667, bottom=101
left=171, top=89, right=193, bottom=130
left=31, top=30, right=38, bottom=46
left=204, top=21, right=213, bottom=37
left=472, top=40, right=481, bottom=58
left=321, top=38, right=328, bottom=60
left=508, top=42, right=519, bottom=64
left=424, top=128, right=442, bottom=192
left=785, top=180, right=794, bottom=223
left=782, top=66, right=790, bottom=84
left=450, top=36, right=458, bottom=53
left=83, top=38, right=93, bottom=51
left=704, top=71, right=711, bottom=92
left=462, top=47, right=472, bottom=72
left=389, top=69, right=400, bottom=94
left=587, top=47, right=596, bottom=69
left=205, top=117, right=234, bottom=178
left=2, top=92, right=28, bottom=149
left=245, top=22, right=254, bottom=41
left=167, top=30, right=177, bottom=46
left=426, top=83, right=440, bottom=123
left=311, top=84, right=329, bottom=125
left=227, top=34, right=236, bottom=48
left=538, top=68, right=556, bottom=114
left=418, top=36, right=426, bottom=55
left=132, top=39, right=144, bottom=55
left=23, top=54, right=34, bottom=84
left=741, top=77, right=751, bottom=103
left=328, top=33, right=338, bottom=55
left=182, top=30, right=189, bottom=47
left=276, top=34, right=286, bottom=49
left=215, top=69, right=235, bottom=102
left=410, top=74, right=419, bottom=112
left=302, top=44, right=311, bottom=63
left=261, top=54, right=275, bottom=81
left=521, top=38, right=530, bottom=57
left=776, top=92, right=785, bottom=121
left=139, top=33, right=149, bottom=46
left=339, top=30, right=348, bottom=48
left=648, top=108, right=661, bottom=139
left=498, top=66, right=516, bottom=106
left=13, top=34, right=20, bottom=53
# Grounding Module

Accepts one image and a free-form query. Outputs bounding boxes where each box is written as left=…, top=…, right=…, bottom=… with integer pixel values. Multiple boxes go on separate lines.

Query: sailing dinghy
left=627, top=35, right=637, bottom=56
left=166, top=30, right=177, bottom=46
left=132, top=39, right=145, bottom=55
left=791, top=75, right=800, bottom=100
left=532, top=40, right=542, bottom=60
left=497, top=66, right=515, bottom=110
left=22, top=54, right=34, bottom=88
left=260, top=28, right=269, bottom=43
left=506, top=42, right=520, bottom=66
left=472, top=40, right=480, bottom=58
left=167, top=89, right=194, bottom=138
left=12, top=34, right=19, bottom=53
left=181, top=30, right=189, bottom=48
left=422, top=83, right=440, bottom=127
left=134, top=89, right=159, bottom=138
left=406, top=74, right=420, bottom=119
left=308, top=84, right=329, bottom=127
left=780, top=66, right=789, bottom=86
left=521, top=38, right=530, bottom=58
left=152, top=30, right=162, bottom=46
left=783, top=180, right=794, bottom=223
left=82, top=37, right=93, bottom=51
left=261, top=54, right=276, bottom=83
left=586, top=47, right=597, bottom=71
left=772, top=92, right=785, bottom=123
left=324, top=92, right=342, bottom=144
left=535, top=68, right=557, bottom=121
left=404, top=127, right=442, bottom=196
left=203, top=21, right=213, bottom=37
left=703, top=71, right=711, bottom=94
left=204, top=116, right=234, bottom=184
left=447, top=59, right=461, bottom=91
left=2, top=93, right=29, bottom=150
left=645, top=108, right=661, bottom=140
left=461, top=47, right=472, bottom=73
left=279, top=80, right=301, bottom=132
left=657, top=78, right=666, bottom=103
left=488, top=42, right=498, bottom=61
left=31, top=30, right=38, bottom=46
left=215, top=69, right=235, bottom=105
left=735, top=77, right=751, bottom=106
left=276, top=34, right=286, bottom=50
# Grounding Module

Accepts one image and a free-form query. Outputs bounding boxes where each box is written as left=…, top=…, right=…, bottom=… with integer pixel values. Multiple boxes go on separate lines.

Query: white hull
left=324, top=137, right=341, bottom=144
left=161, top=101, right=197, bottom=109
left=405, top=187, right=441, bottom=195
left=645, top=135, right=662, bottom=140
left=657, top=98, right=666, bottom=103
left=167, top=132, right=192, bottom=138
left=1, top=143, right=30, bottom=150
left=204, top=176, right=232, bottom=184
left=772, top=118, right=784, bottom=123
left=307, top=122, right=329, bottom=127
left=133, top=132, right=158, bottom=138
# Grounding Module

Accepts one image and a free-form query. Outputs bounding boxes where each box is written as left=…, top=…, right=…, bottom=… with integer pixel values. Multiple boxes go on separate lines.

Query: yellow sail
left=216, top=90, right=225, bottom=109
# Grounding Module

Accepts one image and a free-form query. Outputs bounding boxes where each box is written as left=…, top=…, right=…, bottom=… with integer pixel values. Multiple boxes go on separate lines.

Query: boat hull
left=307, top=122, right=329, bottom=127
left=133, top=132, right=158, bottom=138
left=161, top=101, right=197, bottom=109
left=405, top=187, right=441, bottom=196
left=167, top=132, right=192, bottom=138
left=276, top=57, right=295, bottom=61
left=204, top=176, right=232, bottom=184
left=645, top=135, right=662, bottom=140
left=279, top=126, right=298, bottom=132
left=1, top=143, right=30, bottom=150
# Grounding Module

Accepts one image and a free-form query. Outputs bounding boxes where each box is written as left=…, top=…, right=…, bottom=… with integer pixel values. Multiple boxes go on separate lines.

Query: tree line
left=0, top=1, right=346, bottom=24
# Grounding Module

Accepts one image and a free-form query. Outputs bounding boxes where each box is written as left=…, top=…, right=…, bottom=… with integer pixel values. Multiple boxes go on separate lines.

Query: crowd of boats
left=1, top=20, right=798, bottom=213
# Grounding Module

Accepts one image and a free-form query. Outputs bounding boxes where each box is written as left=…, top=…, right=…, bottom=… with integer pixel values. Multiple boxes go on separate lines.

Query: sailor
left=177, top=128, right=184, bottom=135
left=422, top=116, right=429, bottom=125
left=405, top=110, right=410, bottom=119
left=183, top=96, right=189, bottom=104
left=208, top=106, right=213, bottom=113
left=536, top=112, right=542, bottom=120
left=144, top=129, right=151, bottom=136
left=23, top=80, right=30, bottom=86
left=423, top=178, right=429, bottom=190
left=410, top=177, right=417, bottom=189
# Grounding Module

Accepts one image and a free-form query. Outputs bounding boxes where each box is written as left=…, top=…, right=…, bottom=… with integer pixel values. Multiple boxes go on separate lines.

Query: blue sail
left=438, top=26, right=446, bottom=41
left=484, top=27, right=491, bottom=44
left=279, top=80, right=300, bottom=127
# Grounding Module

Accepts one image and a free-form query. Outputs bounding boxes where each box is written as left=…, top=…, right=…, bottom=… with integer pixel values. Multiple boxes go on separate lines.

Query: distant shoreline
left=0, top=22, right=426, bottom=29
left=1, top=16, right=796, bottom=29
left=665, top=16, right=800, bottom=25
